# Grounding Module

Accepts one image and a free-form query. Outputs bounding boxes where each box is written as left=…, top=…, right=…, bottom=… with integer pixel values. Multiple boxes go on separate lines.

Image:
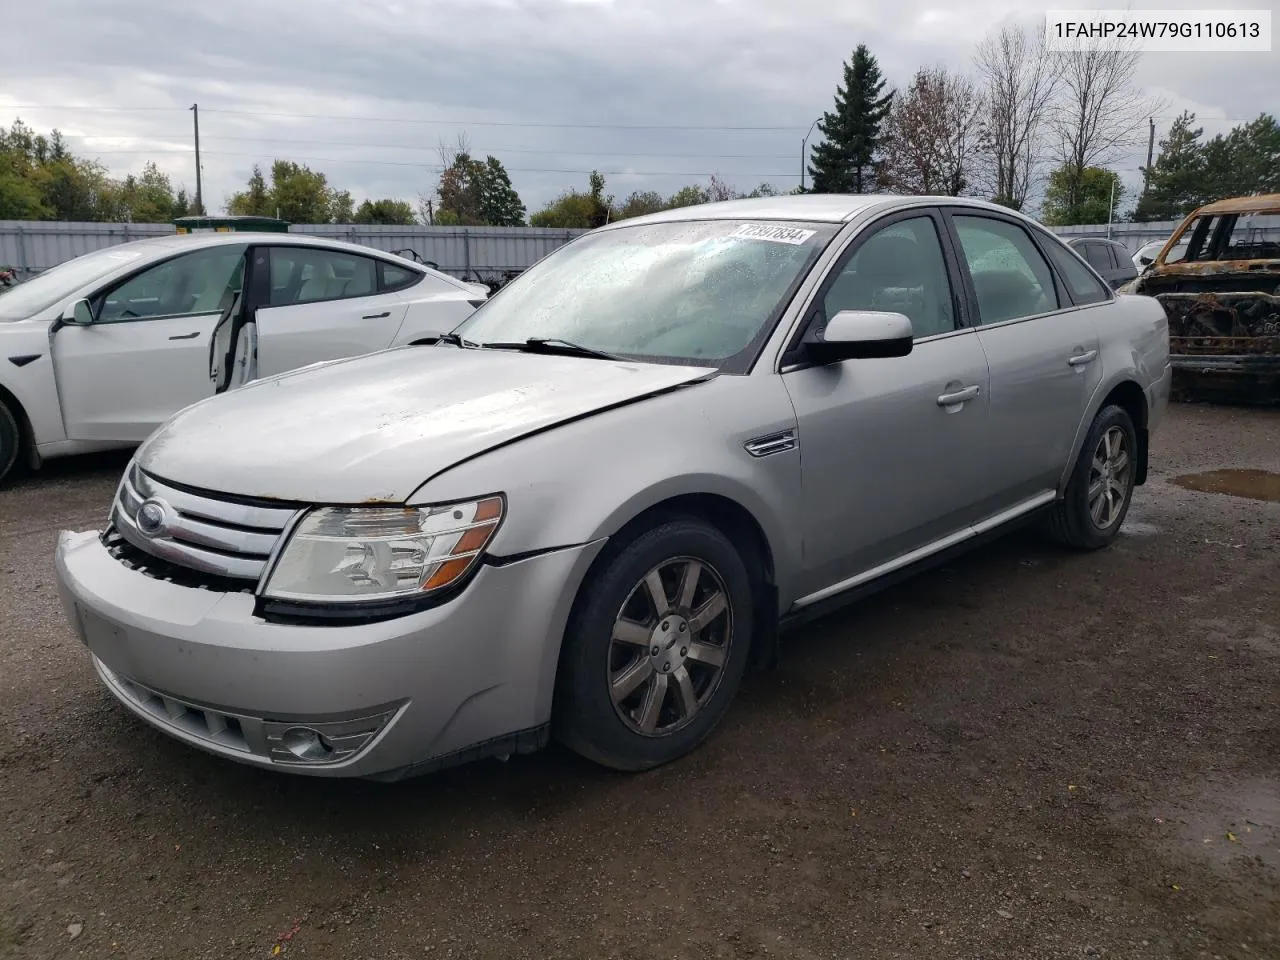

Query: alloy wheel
left=607, top=556, right=734, bottom=737
left=1088, top=425, right=1131, bottom=529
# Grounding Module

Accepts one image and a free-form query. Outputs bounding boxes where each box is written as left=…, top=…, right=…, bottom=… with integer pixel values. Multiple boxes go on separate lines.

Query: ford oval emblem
left=135, top=499, right=170, bottom=538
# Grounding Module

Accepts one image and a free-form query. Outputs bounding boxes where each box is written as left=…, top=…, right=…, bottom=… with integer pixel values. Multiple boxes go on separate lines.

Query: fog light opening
left=280, top=726, right=335, bottom=761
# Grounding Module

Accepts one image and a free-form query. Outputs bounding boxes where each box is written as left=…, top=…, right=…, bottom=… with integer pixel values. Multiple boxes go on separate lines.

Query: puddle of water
left=1167, top=778, right=1280, bottom=877
left=1169, top=468, right=1280, bottom=503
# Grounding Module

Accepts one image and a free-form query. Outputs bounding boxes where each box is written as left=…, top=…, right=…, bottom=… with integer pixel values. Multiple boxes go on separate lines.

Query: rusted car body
left=1130, top=194, right=1280, bottom=402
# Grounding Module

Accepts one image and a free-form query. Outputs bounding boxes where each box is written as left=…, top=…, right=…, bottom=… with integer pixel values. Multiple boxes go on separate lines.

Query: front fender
left=408, top=374, right=803, bottom=726
left=408, top=374, right=805, bottom=602
left=0, top=319, right=65, bottom=453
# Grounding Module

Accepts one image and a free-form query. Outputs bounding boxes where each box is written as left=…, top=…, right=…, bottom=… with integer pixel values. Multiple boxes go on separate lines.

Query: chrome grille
left=110, top=462, right=300, bottom=586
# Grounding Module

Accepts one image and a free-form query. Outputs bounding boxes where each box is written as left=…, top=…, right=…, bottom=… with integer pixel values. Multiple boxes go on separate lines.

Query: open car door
left=208, top=292, right=258, bottom=394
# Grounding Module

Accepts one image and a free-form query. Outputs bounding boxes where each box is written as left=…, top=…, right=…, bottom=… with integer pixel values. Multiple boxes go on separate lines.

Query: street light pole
left=1107, top=174, right=1117, bottom=239
left=800, top=118, right=821, bottom=192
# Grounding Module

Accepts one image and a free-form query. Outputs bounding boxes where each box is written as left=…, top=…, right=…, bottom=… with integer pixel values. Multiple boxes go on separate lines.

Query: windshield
left=452, top=219, right=838, bottom=371
left=0, top=245, right=151, bottom=319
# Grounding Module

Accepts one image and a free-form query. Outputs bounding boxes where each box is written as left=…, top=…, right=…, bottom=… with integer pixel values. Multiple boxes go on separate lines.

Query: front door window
left=96, top=245, right=247, bottom=322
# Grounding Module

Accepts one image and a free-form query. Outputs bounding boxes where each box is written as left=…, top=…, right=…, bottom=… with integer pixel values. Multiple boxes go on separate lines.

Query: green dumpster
left=174, top=215, right=290, bottom=234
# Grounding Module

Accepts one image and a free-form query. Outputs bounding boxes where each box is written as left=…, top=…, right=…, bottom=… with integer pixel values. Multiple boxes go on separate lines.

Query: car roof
left=1192, top=192, right=1280, bottom=216
left=120, top=230, right=416, bottom=259
left=599, top=193, right=1050, bottom=229
left=85, top=231, right=480, bottom=293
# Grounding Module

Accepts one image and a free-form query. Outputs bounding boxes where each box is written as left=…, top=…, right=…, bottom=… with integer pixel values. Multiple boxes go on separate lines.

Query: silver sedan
left=55, top=194, right=1172, bottom=779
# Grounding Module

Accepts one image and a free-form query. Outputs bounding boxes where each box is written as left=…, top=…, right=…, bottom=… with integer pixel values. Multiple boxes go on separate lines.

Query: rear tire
left=553, top=517, right=755, bottom=772
left=0, top=400, right=21, bottom=487
left=1044, top=404, right=1137, bottom=551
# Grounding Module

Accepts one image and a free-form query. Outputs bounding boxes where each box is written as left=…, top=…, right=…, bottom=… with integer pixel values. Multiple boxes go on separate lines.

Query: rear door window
left=952, top=216, right=1060, bottom=324
left=267, top=247, right=379, bottom=306
left=1081, top=242, right=1112, bottom=273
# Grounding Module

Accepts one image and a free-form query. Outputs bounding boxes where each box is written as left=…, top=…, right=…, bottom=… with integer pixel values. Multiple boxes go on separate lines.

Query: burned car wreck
left=1129, top=194, right=1280, bottom=402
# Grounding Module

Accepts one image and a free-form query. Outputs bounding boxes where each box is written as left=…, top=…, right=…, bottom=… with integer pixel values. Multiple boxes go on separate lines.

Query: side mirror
left=806, top=310, right=914, bottom=365
left=68, top=299, right=95, bottom=325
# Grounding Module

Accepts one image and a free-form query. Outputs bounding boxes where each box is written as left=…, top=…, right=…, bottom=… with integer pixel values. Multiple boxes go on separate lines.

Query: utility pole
left=1143, top=117, right=1156, bottom=188
left=190, top=103, right=204, bottom=215
left=426, top=199, right=434, bottom=225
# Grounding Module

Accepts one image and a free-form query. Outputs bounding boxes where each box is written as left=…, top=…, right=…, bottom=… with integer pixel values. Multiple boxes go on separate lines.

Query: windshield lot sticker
left=730, top=224, right=816, bottom=245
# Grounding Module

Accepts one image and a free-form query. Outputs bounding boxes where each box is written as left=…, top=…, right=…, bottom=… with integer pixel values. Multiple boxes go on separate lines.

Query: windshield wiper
left=434, top=332, right=480, bottom=348
left=479, top=338, right=622, bottom=361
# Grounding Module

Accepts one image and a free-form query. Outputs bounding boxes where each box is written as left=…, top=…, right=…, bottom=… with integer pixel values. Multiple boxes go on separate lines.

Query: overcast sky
left=3, top=0, right=1276, bottom=217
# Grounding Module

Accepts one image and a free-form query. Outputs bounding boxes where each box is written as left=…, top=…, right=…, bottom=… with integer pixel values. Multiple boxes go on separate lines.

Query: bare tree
left=973, top=23, right=1058, bottom=210
left=706, top=173, right=737, bottom=202
left=1047, top=36, right=1162, bottom=215
left=436, top=132, right=473, bottom=172
left=878, top=66, right=986, bottom=196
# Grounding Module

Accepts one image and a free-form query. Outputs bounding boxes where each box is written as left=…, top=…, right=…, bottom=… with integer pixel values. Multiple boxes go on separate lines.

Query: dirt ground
left=1, top=402, right=1278, bottom=960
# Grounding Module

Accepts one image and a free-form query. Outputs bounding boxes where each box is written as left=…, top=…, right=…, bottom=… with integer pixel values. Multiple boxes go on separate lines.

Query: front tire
left=0, top=400, right=21, bottom=487
left=1045, top=404, right=1137, bottom=550
left=554, top=517, right=756, bottom=771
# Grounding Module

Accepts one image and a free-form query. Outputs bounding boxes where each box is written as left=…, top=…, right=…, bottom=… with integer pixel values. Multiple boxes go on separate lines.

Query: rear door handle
left=363, top=311, right=391, bottom=319
left=1068, top=349, right=1098, bottom=367
left=168, top=331, right=200, bottom=340
left=936, top=385, right=980, bottom=406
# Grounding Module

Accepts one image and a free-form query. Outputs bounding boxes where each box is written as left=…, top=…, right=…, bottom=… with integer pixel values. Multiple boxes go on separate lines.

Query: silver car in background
left=55, top=195, right=1172, bottom=779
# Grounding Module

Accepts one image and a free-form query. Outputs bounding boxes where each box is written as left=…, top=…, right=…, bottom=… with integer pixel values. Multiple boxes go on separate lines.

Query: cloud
left=2, top=0, right=1274, bottom=216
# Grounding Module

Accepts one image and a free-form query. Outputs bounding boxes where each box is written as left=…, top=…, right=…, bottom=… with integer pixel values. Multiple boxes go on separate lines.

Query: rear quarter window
left=378, top=261, right=425, bottom=294
left=1040, top=236, right=1111, bottom=306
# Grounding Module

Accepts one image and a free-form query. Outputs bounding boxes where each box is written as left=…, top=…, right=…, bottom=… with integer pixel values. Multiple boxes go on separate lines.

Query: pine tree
left=1133, top=112, right=1207, bottom=222
left=1203, top=113, right=1280, bottom=200
left=808, top=45, right=894, bottom=194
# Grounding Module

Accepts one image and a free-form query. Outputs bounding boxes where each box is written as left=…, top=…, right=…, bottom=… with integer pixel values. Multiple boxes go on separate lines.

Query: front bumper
left=55, top=529, right=604, bottom=779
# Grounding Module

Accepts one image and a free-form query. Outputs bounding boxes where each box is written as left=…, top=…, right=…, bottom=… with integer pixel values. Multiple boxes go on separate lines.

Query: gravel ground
left=1, top=401, right=1278, bottom=960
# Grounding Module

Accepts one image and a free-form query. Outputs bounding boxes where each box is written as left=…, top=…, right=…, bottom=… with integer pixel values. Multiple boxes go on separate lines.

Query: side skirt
left=777, top=503, right=1056, bottom=635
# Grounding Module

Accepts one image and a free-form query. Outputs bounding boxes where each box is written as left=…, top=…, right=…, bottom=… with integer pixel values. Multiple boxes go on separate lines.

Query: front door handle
left=363, top=311, right=391, bottom=319
left=168, top=331, right=201, bottom=340
left=936, top=385, right=981, bottom=407
left=1068, top=349, right=1098, bottom=367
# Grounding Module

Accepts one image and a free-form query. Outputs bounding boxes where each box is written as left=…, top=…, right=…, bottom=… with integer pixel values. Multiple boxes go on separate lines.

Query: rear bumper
left=1146, top=362, right=1173, bottom=433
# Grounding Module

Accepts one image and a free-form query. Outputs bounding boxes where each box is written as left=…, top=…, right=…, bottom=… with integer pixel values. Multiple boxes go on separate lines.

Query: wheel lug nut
left=663, top=663, right=671, bottom=672
left=679, top=623, right=687, bottom=633
left=651, top=645, right=660, bottom=656
left=680, top=647, right=688, bottom=656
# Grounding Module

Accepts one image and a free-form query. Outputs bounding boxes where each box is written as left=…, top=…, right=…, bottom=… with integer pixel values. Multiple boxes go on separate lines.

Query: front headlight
left=262, top=496, right=504, bottom=604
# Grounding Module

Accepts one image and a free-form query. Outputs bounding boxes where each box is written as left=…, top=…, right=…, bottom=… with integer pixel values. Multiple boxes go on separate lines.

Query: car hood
left=137, top=346, right=716, bottom=503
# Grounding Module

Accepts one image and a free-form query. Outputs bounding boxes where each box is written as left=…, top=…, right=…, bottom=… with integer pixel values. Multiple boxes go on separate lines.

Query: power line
left=83, top=148, right=799, bottom=178
left=1, top=104, right=186, bottom=112
left=200, top=135, right=797, bottom=160
left=200, top=108, right=799, bottom=131
left=0, top=103, right=800, bottom=131
left=5, top=103, right=1270, bottom=129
